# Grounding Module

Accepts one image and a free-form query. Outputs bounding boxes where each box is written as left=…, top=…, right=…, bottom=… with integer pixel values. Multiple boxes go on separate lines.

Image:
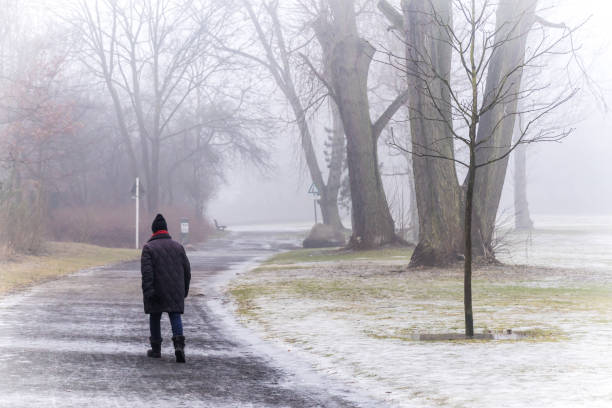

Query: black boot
left=147, top=337, right=162, bottom=358
left=172, top=335, right=185, bottom=363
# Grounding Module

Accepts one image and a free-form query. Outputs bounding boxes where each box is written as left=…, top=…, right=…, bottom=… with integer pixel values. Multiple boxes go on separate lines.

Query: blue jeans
left=149, top=312, right=183, bottom=341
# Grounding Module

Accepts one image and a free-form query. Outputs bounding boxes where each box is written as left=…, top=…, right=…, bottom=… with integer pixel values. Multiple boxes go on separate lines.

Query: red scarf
left=152, top=230, right=168, bottom=237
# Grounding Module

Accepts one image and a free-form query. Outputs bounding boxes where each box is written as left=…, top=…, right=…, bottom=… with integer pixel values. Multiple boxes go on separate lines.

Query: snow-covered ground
left=227, top=215, right=612, bottom=407
left=498, top=214, right=612, bottom=271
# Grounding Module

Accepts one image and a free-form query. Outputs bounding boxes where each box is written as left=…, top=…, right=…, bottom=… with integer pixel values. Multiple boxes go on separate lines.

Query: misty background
left=208, top=0, right=612, bottom=226
left=0, top=0, right=610, bottom=248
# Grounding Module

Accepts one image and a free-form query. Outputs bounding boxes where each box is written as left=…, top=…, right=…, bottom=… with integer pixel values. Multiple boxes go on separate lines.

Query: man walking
left=141, top=213, right=191, bottom=363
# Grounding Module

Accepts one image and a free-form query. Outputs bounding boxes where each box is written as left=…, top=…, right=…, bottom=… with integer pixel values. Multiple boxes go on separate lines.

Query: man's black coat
left=141, top=232, right=191, bottom=314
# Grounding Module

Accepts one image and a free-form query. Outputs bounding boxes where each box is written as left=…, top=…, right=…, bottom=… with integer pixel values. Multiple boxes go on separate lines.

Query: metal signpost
left=135, top=177, right=139, bottom=249
left=131, top=177, right=142, bottom=249
left=308, top=183, right=320, bottom=224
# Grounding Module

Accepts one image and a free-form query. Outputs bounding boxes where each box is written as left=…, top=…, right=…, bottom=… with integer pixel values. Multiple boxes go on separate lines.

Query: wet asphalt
left=0, top=232, right=366, bottom=408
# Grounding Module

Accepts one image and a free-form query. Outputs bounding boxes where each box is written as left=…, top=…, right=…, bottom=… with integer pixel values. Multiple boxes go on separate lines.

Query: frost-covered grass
left=229, top=252, right=612, bottom=407
left=0, top=242, right=138, bottom=295
left=231, top=261, right=612, bottom=338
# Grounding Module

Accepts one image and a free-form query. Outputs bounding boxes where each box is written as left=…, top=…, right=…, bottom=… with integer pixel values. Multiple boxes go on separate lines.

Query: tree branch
left=377, top=0, right=405, bottom=31
left=372, top=89, right=409, bottom=139
left=535, top=15, right=567, bottom=29
left=299, top=52, right=336, bottom=101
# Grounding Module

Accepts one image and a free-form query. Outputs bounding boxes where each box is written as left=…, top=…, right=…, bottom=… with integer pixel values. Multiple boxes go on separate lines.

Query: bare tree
left=311, top=0, right=409, bottom=249
left=0, top=28, right=84, bottom=253
left=384, top=126, right=419, bottom=243
left=380, top=0, right=579, bottom=264
left=385, top=0, right=577, bottom=336
left=164, top=90, right=270, bottom=220
left=223, top=0, right=347, bottom=230
left=71, top=0, right=230, bottom=212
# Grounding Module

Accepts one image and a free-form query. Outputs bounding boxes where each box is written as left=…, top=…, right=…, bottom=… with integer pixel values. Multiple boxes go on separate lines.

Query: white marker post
left=135, top=177, right=140, bottom=249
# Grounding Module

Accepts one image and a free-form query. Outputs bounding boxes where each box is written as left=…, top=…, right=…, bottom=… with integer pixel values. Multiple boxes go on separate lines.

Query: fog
left=211, top=108, right=612, bottom=225
left=0, top=0, right=611, bottom=242
left=209, top=135, right=318, bottom=225
left=205, top=0, right=612, bottom=227
left=3, top=1, right=612, bottom=406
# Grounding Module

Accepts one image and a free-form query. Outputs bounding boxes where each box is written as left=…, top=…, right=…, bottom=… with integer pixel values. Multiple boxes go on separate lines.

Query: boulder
left=302, top=223, right=346, bottom=248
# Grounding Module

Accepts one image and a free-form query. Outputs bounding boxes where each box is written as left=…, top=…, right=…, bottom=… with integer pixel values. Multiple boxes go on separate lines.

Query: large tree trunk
left=401, top=0, right=463, bottom=265
left=290, top=93, right=344, bottom=231
left=406, top=158, right=419, bottom=243
left=149, top=138, right=160, bottom=212
left=319, top=195, right=343, bottom=227
left=513, top=140, right=533, bottom=230
left=291, top=96, right=345, bottom=231
left=472, top=0, right=536, bottom=256
left=317, top=18, right=347, bottom=232
left=326, top=0, right=397, bottom=249
left=319, top=100, right=346, bottom=231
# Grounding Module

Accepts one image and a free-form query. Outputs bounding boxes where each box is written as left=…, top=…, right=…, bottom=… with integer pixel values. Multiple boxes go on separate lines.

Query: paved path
left=0, top=232, right=370, bottom=408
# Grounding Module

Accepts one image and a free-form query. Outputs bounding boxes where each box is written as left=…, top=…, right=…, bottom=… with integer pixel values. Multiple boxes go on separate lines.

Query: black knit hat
left=151, top=213, right=167, bottom=233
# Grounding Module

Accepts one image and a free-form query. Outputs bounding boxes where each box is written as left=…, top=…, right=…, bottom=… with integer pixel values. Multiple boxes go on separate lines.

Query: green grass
left=364, top=326, right=567, bottom=342
left=232, top=274, right=612, bottom=312
left=474, top=282, right=612, bottom=311
left=264, top=247, right=413, bottom=265
left=0, top=242, right=138, bottom=295
left=229, top=285, right=275, bottom=317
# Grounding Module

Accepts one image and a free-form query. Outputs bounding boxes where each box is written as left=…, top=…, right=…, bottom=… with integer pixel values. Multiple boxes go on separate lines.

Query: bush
left=48, top=204, right=212, bottom=248
left=0, top=190, right=46, bottom=255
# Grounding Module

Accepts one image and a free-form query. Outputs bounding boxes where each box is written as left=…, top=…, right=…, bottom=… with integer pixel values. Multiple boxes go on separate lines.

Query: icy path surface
left=0, top=230, right=376, bottom=408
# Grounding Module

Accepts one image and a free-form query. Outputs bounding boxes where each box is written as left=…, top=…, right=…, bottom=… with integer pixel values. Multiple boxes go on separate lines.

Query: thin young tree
left=387, top=0, right=577, bottom=336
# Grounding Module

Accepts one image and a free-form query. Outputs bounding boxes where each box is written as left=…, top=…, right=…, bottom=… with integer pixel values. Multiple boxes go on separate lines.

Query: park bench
left=214, top=219, right=227, bottom=231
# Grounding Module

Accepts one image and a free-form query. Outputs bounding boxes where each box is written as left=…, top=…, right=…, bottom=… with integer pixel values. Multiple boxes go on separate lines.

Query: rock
left=302, top=223, right=346, bottom=248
